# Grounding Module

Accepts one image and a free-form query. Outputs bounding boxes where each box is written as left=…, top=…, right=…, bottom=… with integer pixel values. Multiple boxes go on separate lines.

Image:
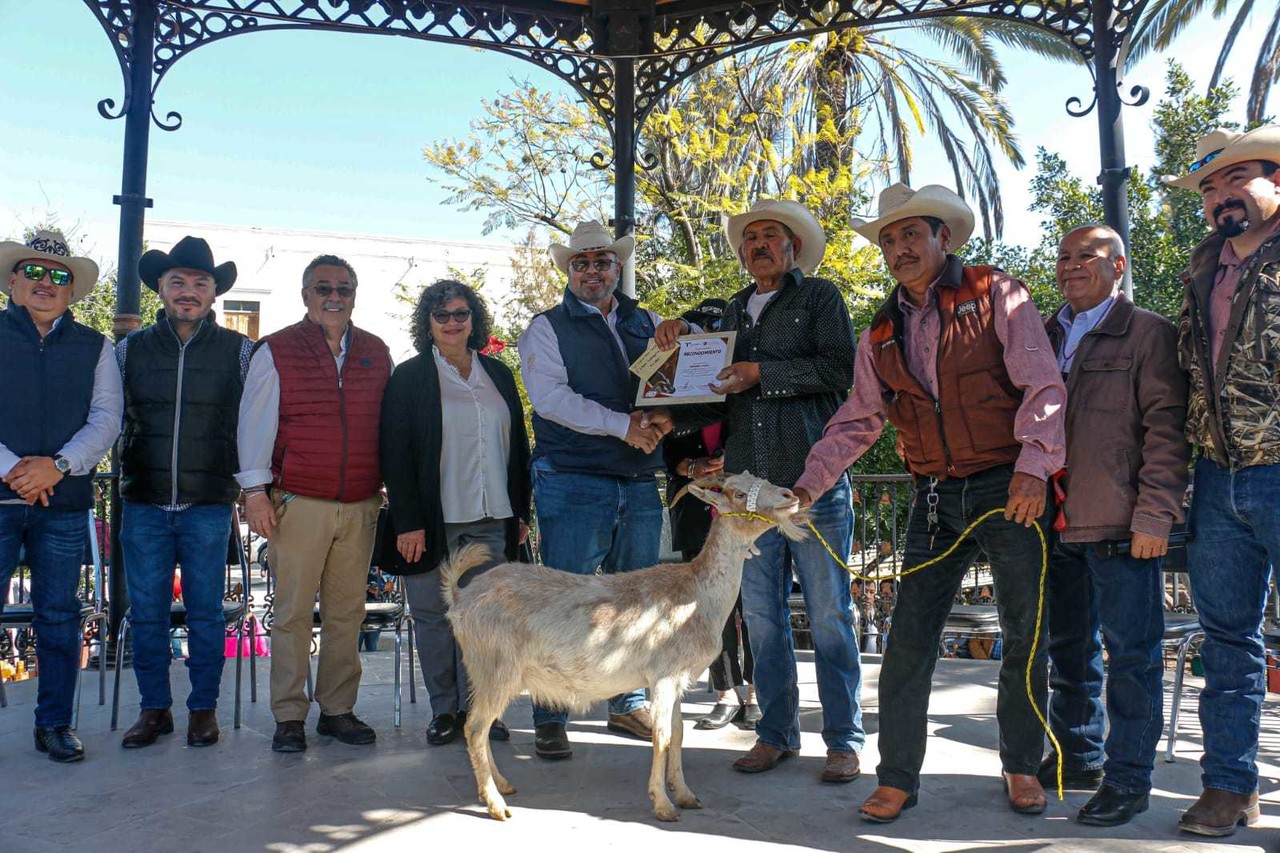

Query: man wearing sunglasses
left=0, top=229, right=122, bottom=763
left=516, top=220, right=673, bottom=758
left=115, top=236, right=255, bottom=751
left=237, top=254, right=392, bottom=754
left=1162, top=125, right=1280, bottom=837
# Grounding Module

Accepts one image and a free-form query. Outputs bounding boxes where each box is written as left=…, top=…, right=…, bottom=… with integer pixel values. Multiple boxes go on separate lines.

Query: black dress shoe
left=34, top=726, right=85, bottom=763
left=489, top=719, right=510, bottom=741
left=739, top=703, right=762, bottom=729
left=272, top=720, right=307, bottom=753
left=534, top=722, right=572, bottom=759
left=427, top=712, right=460, bottom=746
left=1037, top=753, right=1103, bottom=791
left=1078, top=786, right=1149, bottom=827
left=187, top=710, right=220, bottom=747
left=694, top=703, right=740, bottom=730
left=122, top=708, right=175, bottom=749
left=316, top=712, right=376, bottom=745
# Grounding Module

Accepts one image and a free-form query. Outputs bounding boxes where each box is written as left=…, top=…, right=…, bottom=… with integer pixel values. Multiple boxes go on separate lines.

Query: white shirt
left=434, top=346, right=513, bottom=523
left=235, top=329, right=352, bottom=490
left=518, top=296, right=662, bottom=441
left=746, top=289, right=778, bottom=323
left=1055, top=295, right=1116, bottom=374
left=0, top=332, right=122, bottom=483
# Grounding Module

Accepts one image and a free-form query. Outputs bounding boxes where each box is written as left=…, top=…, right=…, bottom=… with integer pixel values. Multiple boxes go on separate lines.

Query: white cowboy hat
left=1164, top=125, right=1280, bottom=190
left=0, top=229, right=100, bottom=304
left=852, top=183, right=975, bottom=250
left=724, top=198, right=827, bottom=274
left=549, top=220, right=635, bottom=273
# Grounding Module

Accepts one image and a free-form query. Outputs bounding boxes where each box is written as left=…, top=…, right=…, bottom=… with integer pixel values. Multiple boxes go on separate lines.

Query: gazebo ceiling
left=84, top=0, right=1142, bottom=124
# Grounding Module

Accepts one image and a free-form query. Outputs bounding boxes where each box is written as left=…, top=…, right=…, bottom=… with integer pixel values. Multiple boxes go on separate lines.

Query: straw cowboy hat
left=852, top=183, right=975, bottom=250
left=0, top=229, right=99, bottom=304
left=549, top=221, right=635, bottom=273
left=1164, top=125, right=1280, bottom=190
left=139, top=235, right=238, bottom=295
left=724, top=198, right=827, bottom=274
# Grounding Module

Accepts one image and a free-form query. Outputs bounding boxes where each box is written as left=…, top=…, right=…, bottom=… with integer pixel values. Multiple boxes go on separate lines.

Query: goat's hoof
left=675, top=792, right=703, bottom=810
left=485, top=803, right=513, bottom=821
left=653, top=803, right=680, bottom=822
left=497, top=780, right=517, bottom=795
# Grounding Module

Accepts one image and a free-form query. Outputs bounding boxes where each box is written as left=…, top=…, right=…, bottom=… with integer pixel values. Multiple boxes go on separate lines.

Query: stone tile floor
left=2, top=648, right=1277, bottom=852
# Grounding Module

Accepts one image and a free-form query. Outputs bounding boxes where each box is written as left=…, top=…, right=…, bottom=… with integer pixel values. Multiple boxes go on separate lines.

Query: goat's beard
left=775, top=508, right=810, bottom=542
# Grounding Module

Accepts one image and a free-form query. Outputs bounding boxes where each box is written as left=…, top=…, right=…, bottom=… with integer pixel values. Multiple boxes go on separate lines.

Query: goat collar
left=745, top=481, right=763, bottom=512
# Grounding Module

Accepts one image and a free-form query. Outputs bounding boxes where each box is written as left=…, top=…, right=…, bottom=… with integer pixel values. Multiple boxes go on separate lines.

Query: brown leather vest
left=869, top=265, right=1023, bottom=479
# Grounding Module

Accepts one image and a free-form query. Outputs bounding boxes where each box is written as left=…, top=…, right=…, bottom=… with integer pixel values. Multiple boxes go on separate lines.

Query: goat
left=440, top=471, right=807, bottom=822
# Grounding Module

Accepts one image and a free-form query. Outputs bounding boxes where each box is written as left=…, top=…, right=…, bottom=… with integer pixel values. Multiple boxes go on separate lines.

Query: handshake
left=624, top=409, right=674, bottom=454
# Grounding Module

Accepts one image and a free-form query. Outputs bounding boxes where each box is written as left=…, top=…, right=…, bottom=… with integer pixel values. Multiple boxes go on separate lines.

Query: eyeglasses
left=308, top=284, right=355, bottom=298
left=15, top=263, right=73, bottom=287
left=569, top=259, right=617, bottom=273
left=1188, top=148, right=1224, bottom=174
left=431, top=308, right=472, bottom=324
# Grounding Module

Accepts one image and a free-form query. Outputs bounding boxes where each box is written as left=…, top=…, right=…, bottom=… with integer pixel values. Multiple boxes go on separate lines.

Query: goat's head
left=687, top=471, right=808, bottom=543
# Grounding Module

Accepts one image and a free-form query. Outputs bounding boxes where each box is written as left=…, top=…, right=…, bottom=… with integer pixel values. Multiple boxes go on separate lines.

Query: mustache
left=1214, top=199, right=1247, bottom=219
left=893, top=254, right=920, bottom=268
left=323, top=302, right=347, bottom=310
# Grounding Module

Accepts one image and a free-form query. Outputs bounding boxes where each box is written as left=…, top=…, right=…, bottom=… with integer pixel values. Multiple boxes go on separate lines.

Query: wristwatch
left=53, top=456, right=71, bottom=475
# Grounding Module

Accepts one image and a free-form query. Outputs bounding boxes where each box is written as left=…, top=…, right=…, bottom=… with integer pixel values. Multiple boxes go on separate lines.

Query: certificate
left=631, top=332, right=737, bottom=406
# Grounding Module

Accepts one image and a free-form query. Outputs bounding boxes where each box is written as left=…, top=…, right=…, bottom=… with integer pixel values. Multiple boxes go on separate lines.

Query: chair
left=0, top=510, right=108, bottom=728
left=1162, top=611, right=1205, bottom=761
left=111, top=507, right=255, bottom=730
left=298, top=506, right=415, bottom=726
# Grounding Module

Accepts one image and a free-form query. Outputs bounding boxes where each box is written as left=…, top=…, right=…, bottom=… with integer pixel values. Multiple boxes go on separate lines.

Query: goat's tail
left=439, top=543, right=491, bottom=609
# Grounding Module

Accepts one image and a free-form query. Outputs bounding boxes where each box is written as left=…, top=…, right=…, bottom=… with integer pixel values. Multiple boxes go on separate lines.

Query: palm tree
left=1129, top=0, right=1280, bottom=123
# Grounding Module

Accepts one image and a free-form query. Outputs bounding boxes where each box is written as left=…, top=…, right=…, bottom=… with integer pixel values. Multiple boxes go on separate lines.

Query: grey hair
left=302, top=254, right=358, bottom=288
left=1064, top=224, right=1125, bottom=260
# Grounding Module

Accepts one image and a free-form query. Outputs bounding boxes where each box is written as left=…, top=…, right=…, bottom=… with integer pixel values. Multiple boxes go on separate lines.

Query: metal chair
left=110, top=507, right=255, bottom=730
left=0, top=510, right=109, bottom=729
left=1162, top=611, right=1205, bottom=761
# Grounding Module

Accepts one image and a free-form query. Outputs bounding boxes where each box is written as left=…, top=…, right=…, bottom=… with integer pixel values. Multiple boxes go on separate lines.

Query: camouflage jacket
left=1178, top=230, right=1280, bottom=467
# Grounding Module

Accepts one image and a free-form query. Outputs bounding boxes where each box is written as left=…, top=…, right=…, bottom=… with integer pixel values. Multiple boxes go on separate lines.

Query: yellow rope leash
left=722, top=507, right=1065, bottom=800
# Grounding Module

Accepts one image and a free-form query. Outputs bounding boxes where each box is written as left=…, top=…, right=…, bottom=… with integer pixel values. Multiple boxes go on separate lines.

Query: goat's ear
left=688, top=481, right=733, bottom=513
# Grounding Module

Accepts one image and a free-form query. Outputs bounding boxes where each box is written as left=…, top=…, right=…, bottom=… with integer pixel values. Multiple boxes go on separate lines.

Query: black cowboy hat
left=682, top=297, right=728, bottom=328
left=139, top=235, right=237, bottom=295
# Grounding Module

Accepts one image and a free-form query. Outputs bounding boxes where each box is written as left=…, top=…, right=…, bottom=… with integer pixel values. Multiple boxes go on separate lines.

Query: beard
left=1214, top=200, right=1250, bottom=238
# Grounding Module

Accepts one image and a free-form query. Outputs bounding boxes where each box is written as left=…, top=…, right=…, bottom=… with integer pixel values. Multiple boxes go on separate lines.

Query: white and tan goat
left=440, top=472, right=807, bottom=822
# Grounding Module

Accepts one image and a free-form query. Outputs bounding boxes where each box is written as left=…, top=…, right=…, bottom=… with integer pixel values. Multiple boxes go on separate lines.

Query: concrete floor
left=2, top=647, right=1278, bottom=853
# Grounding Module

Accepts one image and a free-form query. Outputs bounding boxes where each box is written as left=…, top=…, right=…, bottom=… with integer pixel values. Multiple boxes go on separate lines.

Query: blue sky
left=0, top=0, right=1257, bottom=270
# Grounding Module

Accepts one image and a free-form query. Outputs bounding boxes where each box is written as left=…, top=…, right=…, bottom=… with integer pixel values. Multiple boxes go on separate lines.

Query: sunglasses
left=1188, top=148, right=1224, bottom=175
left=431, top=308, right=472, bottom=324
left=569, top=259, right=617, bottom=273
left=15, top=263, right=73, bottom=287
left=309, top=284, right=355, bottom=298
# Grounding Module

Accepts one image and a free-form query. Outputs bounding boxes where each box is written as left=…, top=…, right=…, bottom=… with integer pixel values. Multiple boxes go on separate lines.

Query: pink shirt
left=796, top=272, right=1067, bottom=499
left=1210, top=241, right=1244, bottom=370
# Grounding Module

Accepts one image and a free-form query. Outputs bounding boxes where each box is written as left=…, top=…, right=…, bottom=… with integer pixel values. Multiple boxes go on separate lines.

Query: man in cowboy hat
left=237, top=254, right=392, bottom=753
left=517, top=220, right=672, bottom=758
left=0, top=229, right=122, bottom=762
left=1039, top=224, right=1189, bottom=827
left=792, top=183, right=1066, bottom=820
left=1162, top=125, right=1280, bottom=837
left=651, top=198, right=864, bottom=784
left=116, top=235, right=255, bottom=750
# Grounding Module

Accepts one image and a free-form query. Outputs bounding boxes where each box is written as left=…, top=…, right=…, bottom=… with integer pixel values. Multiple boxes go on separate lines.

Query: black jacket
left=379, top=350, right=532, bottom=575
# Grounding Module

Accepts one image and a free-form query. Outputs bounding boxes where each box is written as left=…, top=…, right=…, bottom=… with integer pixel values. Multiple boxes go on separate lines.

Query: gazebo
left=80, top=0, right=1149, bottom=632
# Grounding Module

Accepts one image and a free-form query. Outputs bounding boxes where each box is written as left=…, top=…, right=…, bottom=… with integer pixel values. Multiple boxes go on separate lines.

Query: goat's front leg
left=465, top=702, right=513, bottom=820
left=665, top=679, right=701, bottom=810
left=647, top=677, right=681, bottom=821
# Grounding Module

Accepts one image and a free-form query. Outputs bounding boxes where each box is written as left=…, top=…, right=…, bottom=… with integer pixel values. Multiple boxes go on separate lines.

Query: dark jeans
left=1187, top=457, right=1280, bottom=795
left=121, top=501, right=232, bottom=712
left=876, top=465, right=1050, bottom=795
left=0, top=505, right=87, bottom=728
left=1046, top=539, right=1165, bottom=794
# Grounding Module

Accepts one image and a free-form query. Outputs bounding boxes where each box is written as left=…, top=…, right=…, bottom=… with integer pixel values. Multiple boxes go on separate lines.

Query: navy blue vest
left=531, top=289, right=663, bottom=477
left=0, top=303, right=103, bottom=510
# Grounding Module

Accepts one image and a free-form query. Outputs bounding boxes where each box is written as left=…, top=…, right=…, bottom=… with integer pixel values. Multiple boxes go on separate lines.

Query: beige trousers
left=268, top=494, right=381, bottom=722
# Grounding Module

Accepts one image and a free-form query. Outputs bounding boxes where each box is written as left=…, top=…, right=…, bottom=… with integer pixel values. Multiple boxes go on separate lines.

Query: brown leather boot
left=121, top=708, right=174, bottom=748
left=187, top=710, right=220, bottom=747
left=1178, top=788, right=1261, bottom=837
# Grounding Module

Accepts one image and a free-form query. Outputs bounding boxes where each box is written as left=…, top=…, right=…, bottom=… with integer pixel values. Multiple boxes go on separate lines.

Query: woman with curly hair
left=380, top=279, right=531, bottom=747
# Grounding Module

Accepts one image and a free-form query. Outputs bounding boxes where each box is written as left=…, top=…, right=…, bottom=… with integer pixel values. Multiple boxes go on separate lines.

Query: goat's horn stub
left=670, top=473, right=727, bottom=509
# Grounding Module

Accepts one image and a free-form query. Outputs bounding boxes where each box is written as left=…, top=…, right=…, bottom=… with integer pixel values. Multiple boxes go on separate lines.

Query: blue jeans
left=1187, top=457, right=1280, bottom=795
left=740, top=476, right=864, bottom=753
left=1046, top=540, right=1165, bottom=794
left=0, top=505, right=87, bottom=728
left=530, top=459, right=663, bottom=725
left=121, top=501, right=233, bottom=712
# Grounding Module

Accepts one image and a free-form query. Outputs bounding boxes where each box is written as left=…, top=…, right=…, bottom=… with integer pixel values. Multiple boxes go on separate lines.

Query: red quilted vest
left=267, top=319, right=391, bottom=502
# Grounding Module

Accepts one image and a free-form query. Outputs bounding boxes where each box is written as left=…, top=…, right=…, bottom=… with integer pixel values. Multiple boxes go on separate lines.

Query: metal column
left=1091, top=0, right=1135, bottom=299
left=613, top=57, right=637, bottom=298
